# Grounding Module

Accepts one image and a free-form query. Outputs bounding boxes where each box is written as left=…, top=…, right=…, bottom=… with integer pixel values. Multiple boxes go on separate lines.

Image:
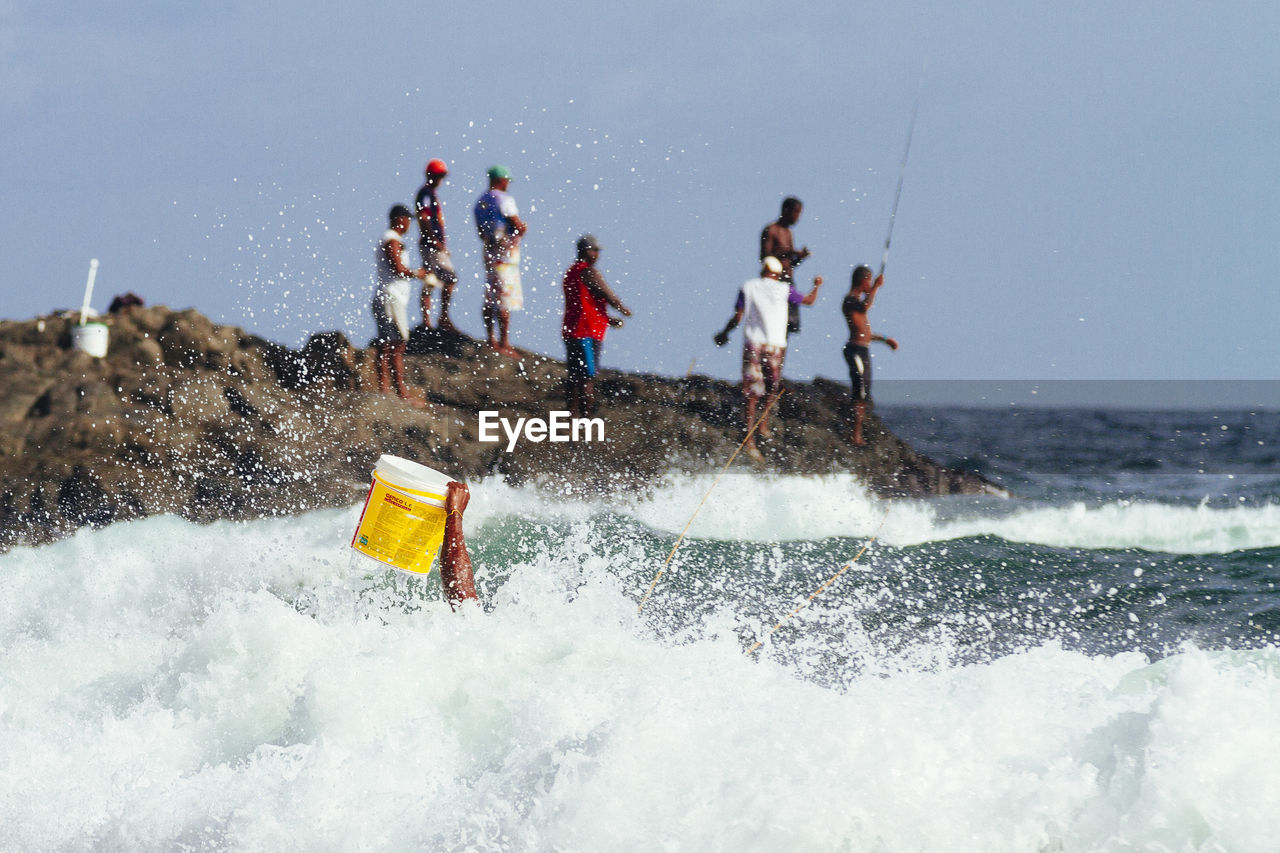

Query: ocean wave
left=475, top=474, right=1280, bottom=555
left=2, top=511, right=1278, bottom=850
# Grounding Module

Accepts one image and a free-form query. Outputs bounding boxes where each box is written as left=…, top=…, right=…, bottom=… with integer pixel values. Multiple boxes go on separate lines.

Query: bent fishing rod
left=879, top=69, right=925, bottom=277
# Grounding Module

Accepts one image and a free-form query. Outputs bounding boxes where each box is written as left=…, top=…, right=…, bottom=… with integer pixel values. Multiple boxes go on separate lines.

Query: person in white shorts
left=372, top=204, right=427, bottom=405
left=714, top=256, right=822, bottom=460
left=473, top=165, right=527, bottom=358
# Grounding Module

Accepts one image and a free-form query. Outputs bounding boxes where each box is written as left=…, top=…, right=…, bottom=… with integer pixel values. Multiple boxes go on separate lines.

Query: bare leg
left=376, top=343, right=392, bottom=393
left=483, top=299, right=497, bottom=347
left=496, top=308, right=519, bottom=357
left=391, top=344, right=425, bottom=408
left=420, top=287, right=433, bottom=330
left=744, top=396, right=764, bottom=460
left=852, top=400, right=867, bottom=446
left=438, top=279, right=459, bottom=333
left=566, top=378, right=581, bottom=420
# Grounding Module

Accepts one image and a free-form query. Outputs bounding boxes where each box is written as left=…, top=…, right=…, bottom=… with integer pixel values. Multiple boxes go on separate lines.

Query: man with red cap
left=414, top=159, right=460, bottom=333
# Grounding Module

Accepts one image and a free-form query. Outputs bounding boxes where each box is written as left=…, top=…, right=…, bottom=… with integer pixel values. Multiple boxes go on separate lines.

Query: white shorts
left=373, top=279, right=411, bottom=343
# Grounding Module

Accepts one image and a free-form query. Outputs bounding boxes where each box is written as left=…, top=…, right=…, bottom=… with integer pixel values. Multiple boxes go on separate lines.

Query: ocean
left=3, top=405, right=1279, bottom=851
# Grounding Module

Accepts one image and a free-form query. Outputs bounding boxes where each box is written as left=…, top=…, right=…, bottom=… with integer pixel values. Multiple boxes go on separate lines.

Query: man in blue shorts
left=561, top=234, right=631, bottom=418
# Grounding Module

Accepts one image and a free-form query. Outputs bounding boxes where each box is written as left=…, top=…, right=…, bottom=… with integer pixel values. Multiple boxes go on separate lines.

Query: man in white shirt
left=714, top=256, right=821, bottom=460
left=474, top=165, right=528, bottom=358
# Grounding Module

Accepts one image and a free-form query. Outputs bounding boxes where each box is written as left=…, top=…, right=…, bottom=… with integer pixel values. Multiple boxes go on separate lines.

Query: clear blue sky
left=4, top=1, right=1277, bottom=381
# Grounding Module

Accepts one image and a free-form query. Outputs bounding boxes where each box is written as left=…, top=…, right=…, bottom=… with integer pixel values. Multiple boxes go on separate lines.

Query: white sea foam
left=2, top=498, right=1279, bottom=850
left=511, top=472, right=1280, bottom=554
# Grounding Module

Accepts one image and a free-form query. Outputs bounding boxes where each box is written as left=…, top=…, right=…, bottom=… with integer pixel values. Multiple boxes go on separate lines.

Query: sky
left=3, top=1, right=1278, bottom=384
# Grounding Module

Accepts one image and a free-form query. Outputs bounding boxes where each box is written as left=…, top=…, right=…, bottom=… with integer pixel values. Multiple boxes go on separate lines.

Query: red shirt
left=562, top=260, right=610, bottom=341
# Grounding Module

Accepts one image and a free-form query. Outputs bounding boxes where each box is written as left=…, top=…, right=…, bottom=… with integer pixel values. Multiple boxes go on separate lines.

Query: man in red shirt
left=561, top=234, right=632, bottom=419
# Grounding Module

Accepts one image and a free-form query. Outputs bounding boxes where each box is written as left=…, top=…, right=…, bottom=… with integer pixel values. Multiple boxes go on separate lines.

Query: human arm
left=798, top=275, right=823, bottom=306
left=584, top=268, right=632, bottom=317
left=872, top=334, right=899, bottom=350
left=440, top=482, right=478, bottom=608
left=862, top=274, right=886, bottom=311
left=714, top=304, right=744, bottom=346
left=386, top=237, right=426, bottom=280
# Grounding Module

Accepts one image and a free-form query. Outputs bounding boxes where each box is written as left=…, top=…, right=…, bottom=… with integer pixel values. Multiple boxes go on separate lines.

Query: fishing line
left=744, top=499, right=892, bottom=656
left=636, top=388, right=785, bottom=613
left=879, top=65, right=926, bottom=277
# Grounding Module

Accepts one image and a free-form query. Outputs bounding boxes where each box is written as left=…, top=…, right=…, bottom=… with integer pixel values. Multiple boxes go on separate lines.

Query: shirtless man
left=842, top=265, right=899, bottom=445
left=760, top=197, right=811, bottom=335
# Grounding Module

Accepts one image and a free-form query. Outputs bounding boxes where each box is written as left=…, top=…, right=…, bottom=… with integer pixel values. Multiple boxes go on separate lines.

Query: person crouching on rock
left=842, top=265, right=899, bottom=446
left=372, top=204, right=427, bottom=407
left=714, top=256, right=821, bottom=461
left=441, top=482, right=478, bottom=608
left=561, top=234, right=631, bottom=419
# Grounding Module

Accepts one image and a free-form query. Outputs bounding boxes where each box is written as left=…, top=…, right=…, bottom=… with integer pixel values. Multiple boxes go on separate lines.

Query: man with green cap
left=474, top=165, right=528, bottom=357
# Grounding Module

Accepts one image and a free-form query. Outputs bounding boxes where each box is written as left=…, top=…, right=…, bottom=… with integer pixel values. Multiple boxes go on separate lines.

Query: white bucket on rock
left=71, top=322, right=109, bottom=358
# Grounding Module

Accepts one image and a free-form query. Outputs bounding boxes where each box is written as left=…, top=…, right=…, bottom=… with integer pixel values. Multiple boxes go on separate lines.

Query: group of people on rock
left=716, top=197, right=899, bottom=453
left=370, top=166, right=896, bottom=447
left=371, top=160, right=630, bottom=416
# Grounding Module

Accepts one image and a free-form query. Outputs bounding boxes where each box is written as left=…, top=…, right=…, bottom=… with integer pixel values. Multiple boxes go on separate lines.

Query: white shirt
left=739, top=277, right=792, bottom=348
left=374, top=228, right=413, bottom=299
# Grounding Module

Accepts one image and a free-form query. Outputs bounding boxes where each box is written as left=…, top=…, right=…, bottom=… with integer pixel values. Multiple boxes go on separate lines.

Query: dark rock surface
left=0, top=306, right=1003, bottom=549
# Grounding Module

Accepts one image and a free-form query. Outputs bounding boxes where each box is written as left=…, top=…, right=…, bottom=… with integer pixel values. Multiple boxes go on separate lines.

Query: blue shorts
left=565, top=337, right=601, bottom=381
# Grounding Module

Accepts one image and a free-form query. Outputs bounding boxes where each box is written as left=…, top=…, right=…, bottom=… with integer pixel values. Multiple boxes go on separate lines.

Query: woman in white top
left=372, top=205, right=427, bottom=404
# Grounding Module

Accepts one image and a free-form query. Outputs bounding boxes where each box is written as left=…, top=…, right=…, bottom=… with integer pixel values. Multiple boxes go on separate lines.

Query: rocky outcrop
left=0, top=306, right=1002, bottom=549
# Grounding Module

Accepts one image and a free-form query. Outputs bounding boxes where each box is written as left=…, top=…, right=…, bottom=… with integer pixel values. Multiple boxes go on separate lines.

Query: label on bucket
left=350, top=475, right=447, bottom=574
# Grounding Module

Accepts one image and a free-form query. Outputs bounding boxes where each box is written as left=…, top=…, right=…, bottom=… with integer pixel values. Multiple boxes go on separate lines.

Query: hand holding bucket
left=351, top=455, right=454, bottom=575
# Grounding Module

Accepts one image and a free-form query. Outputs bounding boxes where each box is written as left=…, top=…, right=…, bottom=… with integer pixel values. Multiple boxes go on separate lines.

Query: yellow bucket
left=350, top=455, right=453, bottom=574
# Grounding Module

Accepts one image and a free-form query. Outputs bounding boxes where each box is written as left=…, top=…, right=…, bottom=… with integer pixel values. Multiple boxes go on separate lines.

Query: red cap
left=425, top=159, right=449, bottom=176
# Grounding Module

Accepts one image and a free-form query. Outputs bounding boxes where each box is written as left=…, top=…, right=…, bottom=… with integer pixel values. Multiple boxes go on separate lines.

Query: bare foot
left=499, top=344, right=522, bottom=359
left=851, top=435, right=866, bottom=446
left=745, top=442, right=765, bottom=463
left=398, top=389, right=427, bottom=409
left=758, top=425, right=773, bottom=439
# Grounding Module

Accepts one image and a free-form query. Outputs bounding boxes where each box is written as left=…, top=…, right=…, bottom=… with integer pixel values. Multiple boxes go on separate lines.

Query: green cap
left=487, top=164, right=512, bottom=181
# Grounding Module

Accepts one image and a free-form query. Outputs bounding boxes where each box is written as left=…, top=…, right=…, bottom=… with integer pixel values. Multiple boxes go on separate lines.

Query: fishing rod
left=879, top=68, right=926, bottom=277
left=637, top=389, right=785, bottom=613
